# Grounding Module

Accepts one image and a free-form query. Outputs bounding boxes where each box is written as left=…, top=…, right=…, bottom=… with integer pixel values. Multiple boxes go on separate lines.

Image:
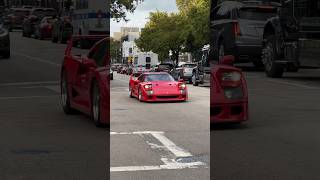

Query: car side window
left=138, top=75, right=144, bottom=82
left=88, top=40, right=107, bottom=67
left=211, top=6, right=220, bottom=20
left=215, top=5, right=232, bottom=20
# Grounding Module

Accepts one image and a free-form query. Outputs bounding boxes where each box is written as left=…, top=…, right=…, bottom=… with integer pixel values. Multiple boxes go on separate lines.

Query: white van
left=133, top=52, right=159, bottom=76
left=72, top=0, right=109, bottom=35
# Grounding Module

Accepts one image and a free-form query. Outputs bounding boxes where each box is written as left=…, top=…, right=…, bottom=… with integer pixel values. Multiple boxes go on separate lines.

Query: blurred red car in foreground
left=60, top=35, right=110, bottom=127
left=211, top=55, right=248, bottom=124
left=129, top=72, right=188, bottom=102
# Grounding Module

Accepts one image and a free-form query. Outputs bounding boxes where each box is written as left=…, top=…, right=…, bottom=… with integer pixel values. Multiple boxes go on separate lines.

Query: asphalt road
left=0, top=32, right=108, bottom=180
left=3, top=31, right=320, bottom=180
left=110, top=73, right=210, bottom=180
left=212, top=65, right=320, bottom=180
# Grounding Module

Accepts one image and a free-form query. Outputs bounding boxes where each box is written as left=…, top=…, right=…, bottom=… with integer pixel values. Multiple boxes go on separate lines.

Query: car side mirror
left=219, top=55, right=235, bottom=66
left=179, top=79, right=184, bottom=82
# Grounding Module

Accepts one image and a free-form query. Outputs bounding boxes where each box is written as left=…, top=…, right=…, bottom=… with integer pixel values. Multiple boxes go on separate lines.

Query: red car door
left=134, top=75, right=144, bottom=96
left=78, top=39, right=108, bottom=111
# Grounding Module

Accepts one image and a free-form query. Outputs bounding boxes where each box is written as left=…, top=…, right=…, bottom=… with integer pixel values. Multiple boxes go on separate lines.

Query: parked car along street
left=52, top=16, right=73, bottom=44
left=6, top=8, right=30, bottom=31
left=211, top=1, right=278, bottom=68
left=34, top=16, right=55, bottom=39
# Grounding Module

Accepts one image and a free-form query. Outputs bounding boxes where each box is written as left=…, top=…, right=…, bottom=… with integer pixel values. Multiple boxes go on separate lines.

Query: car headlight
left=179, top=83, right=186, bottom=89
left=144, top=84, right=152, bottom=90
left=221, top=72, right=241, bottom=82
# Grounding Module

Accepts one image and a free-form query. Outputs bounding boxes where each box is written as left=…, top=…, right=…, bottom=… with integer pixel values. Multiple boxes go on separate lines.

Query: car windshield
left=184, top=64, right=196, bottom=68
left=158, top=64, right=172, bottom=69
left=145, top=74, right=175, bottom=82
left=44, top=10, right=57, bottom=16
left=14, top=10, right=29, bottom=16
left=239, top=7, right=277, bottom=21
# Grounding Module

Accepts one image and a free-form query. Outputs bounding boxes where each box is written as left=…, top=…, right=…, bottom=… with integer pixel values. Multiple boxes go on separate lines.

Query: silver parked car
left=174, top=62, right=197, bottom=83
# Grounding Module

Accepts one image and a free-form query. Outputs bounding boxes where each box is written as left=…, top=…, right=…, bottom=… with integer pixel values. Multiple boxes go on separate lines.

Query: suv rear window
left=13, top=10, right=29, bottom=16
left=184, top=64, right=196, bottom=68
left=238, top=7, right=277, bottom=21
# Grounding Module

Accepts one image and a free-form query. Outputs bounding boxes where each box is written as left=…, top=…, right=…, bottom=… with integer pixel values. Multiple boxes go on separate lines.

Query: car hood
left=144, top=81, right=182, bottom=95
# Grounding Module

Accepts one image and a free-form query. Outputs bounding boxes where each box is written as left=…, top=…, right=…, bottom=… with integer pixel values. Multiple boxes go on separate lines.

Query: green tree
left=179, top=0, right=210, bottom=61
left=135, top=12, right=186, bottom=65
left=111, top=0, right=144, bottom=22
left=110, top=38, right=122, bottom=63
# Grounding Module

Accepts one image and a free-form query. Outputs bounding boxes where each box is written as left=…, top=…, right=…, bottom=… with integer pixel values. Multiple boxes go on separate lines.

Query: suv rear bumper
left=234, top=44, right=262, bottom=62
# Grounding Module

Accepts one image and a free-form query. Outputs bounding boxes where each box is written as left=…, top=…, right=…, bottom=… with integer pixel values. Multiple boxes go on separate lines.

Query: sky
left=110, top=0, right=179, bottom=36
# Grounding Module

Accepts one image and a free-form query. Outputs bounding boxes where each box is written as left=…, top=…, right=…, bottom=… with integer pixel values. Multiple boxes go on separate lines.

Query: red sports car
left=129, top=72, right=188, bottom=102
left=211, top=56, right=248, bottom=124
left=60, top=35, right=110, bottom=127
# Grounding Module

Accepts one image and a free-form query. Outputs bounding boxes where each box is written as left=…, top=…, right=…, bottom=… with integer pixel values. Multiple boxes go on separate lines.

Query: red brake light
left=233, top=22, right=241, bottom=37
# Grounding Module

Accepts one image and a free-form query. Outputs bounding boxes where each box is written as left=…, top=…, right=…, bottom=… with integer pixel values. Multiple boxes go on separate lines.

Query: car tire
left=61, top=72, right=76, bottom=114
left=91, top=81, right=106, bottom=127
left=177, top=74, right=181, bottom=81
left=262, top=35, right=284, bottom=78
left=129, top=86, right=134, bottom=98
left=192, top=72, right=199, bottom=86
left=138, top=88, right=143, bottom=102
left=218, top=42, right=225, bottom=61
left=2, top=51, right=10, bottom=59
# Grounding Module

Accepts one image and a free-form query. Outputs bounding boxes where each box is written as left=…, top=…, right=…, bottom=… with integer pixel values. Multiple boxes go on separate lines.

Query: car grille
left=156, top=95, right=179, bottom=99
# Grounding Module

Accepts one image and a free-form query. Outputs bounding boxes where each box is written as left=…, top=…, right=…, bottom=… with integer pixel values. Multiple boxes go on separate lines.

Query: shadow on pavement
left=210, top=122, right=249, bottom=131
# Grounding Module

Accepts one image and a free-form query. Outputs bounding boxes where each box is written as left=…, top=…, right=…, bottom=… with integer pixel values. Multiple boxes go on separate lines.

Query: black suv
left=211, top=1, right=279, bottom=67
left=0, top=18, right=10, bottom=59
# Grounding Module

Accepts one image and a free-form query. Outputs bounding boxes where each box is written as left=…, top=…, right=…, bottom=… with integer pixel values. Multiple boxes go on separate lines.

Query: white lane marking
left=267, top=79, right=320, bottom=89
left=110, top=131, right=206, bottom=172
left=110, top=161, right=206, bottom=172
left=149, top=132, right=193, bottom=157
left=0, top=81, right=59, bottom=86
left=13, top=52, right=61, bottom=67
left=0, top=95, right=59, bottom=100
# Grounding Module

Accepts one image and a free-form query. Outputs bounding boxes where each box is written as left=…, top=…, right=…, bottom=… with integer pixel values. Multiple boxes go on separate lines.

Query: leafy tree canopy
left=110, top=0, right=144, bottom=22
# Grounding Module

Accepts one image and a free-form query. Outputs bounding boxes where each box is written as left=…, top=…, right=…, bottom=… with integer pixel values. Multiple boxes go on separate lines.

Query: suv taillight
left=233, top=22, right=241, bottom=37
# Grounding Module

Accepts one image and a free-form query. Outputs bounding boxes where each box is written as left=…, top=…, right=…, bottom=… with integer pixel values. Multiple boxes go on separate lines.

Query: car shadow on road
left=235, top=65, right=264, bottom=72
left=281, top=76, right=320, bottom=82
left=210, top=123, right=250, bottom=131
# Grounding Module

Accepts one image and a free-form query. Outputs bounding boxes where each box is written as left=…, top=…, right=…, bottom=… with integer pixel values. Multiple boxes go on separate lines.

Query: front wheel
left=129, top=86, right=134, bottom=98
left=138, top=88, right=143, bottom=102
left=2, top=50, right=10, bottom=59
left=92, top=82, right=105, bottom=127
left=262, top=35, right=284, bottom=78
left=61, top=72, right=76, bottom=114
